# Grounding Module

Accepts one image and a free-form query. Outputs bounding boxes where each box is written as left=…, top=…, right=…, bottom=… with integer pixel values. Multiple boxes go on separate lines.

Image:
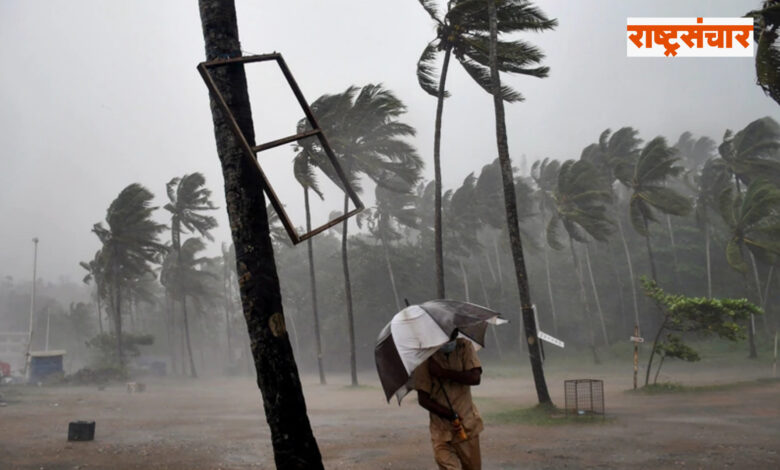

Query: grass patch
left=485, top=404, right=610, bottom=426
left=630, top=378, right=780, bottom=394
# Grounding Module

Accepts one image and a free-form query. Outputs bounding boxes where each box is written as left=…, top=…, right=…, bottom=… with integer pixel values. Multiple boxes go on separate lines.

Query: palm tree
left=547, top=159, right=614, bottom=359
left=674, top=132, right=716, bottom=172
left=417, top=0, right=556, bottom=298
left=531, top=158, right=561, bottom=335
left=485, top=0, right=556, bottom=405
left=80, top=250, right=105, bottom=334
left=161, top=237, right=220, bottom=374
left=693, top=158, right=732, bottom=297
left=164, top=172, right=218, bottom=378
left=747, top=1, right=780, bottom=106
left=615, top=137, right=692, bottom=283
left=719, top=178, right=780, bottom=358
left=197, top=2, right=322, bottom=464
left=304, top=84, right=422, bottom=386
left=718, top=117, right=780, bottom=191
left=91, top=183, right=165, bottom=367
left=360, top=183, right=420, bottom=311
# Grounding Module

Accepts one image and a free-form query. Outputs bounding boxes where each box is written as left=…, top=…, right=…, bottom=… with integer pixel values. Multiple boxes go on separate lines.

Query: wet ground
left=1, top=359, right=779, bottom=469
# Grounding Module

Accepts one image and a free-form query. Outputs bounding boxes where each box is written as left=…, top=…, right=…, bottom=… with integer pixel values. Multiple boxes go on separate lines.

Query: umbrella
left=374, top=300, right=508, bottom=404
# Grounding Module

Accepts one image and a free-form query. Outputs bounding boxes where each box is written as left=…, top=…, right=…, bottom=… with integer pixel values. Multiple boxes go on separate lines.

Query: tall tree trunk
left=304, top=186, right=326, bottom=385
left=643, top=217, right=659, bottom=283
left=433, top=47, right=452, bottom=299
left=380, top=232, right=402, bottom=312
left=487, top=0, right=551, bottom=405
left=342, top=194, right=358, bottom=386
left=617, top=218, right=641, bottom=330
left=569, top=237, right=599, bottom=364
left=606, top=241, right=628, bottom=334
left=476, top=261, right=503, bottom=359
left=540, top=213, right=558, bottom=335
left=665, top=215, right=682, bottom=287
left=164, top=290, right=176, bottom=375
left=459, top=258, right=470, bottom=302
left=197, top=2, right=323, bottom=466
left=585, top=244, right=610, bottom=346
left=182, top=295, right=198, bottom=378
left=115, top=281, right=124, bottom=368
left=95, top=284, right=104, bottom=335
left=704, top=222, right=712, bottom=298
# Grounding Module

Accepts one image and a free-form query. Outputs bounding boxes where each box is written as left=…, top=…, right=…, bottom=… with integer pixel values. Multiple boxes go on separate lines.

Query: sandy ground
left=1, top=360, right=779, bottom=470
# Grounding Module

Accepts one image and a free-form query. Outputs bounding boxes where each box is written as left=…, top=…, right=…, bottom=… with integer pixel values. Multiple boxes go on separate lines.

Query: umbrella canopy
left=375, top=300, right=507, bottom=404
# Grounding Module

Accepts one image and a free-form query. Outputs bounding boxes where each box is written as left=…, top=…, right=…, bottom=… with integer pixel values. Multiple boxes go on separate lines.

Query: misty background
left=1, top=0, right=776, bottom=283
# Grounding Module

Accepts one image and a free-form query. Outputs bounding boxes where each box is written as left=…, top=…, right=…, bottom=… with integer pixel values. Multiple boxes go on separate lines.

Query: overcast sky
left=1, top=0, right=778, bottom=283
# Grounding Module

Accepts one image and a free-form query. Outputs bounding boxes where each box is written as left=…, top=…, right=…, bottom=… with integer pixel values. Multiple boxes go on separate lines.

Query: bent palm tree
left=417, top=0, right=556, bottom=298
left=718, top=117, right=780, bottom=190
left=304, top=84, right=422, bottom=386
left=747, top=1, right=780, bottom=106
left=485, top=0, right=556, bottom=405
left=615, top=137, right=692, bottom=284
left=80, top=250, right=106, bottom=334
left=693, top=158, right=732, bottom=297
left=164, top=173, right=218, bottom=378
left=531, top=157, right=561, bottom=335
left=92, top=183, right=165, bottom=367
left=719, top=178, right=780, bottom=358
left=547, top=159, right=614, bottom=359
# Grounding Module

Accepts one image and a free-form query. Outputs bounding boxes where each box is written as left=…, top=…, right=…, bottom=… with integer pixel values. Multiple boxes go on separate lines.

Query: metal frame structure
left=564, top=379, right=605, bottom=418
left=197, top=53, right=363, bottom=245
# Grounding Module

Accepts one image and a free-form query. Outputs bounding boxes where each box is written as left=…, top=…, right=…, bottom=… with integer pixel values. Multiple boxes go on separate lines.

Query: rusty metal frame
left=197, top=53, right=363, bottom=245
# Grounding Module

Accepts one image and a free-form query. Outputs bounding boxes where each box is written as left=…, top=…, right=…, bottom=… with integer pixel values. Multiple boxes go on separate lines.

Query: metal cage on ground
left=564, top=379, right=605, bottom=417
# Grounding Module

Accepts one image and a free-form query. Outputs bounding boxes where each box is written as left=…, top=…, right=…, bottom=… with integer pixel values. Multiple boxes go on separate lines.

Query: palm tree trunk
left=380, top=232, right=402, bottom=312
left=304, top=187, right=326, bottom=385
left=115, top=281, right=124, bottom=369
left=585, top=244, right=610, bottom=346
left=704, top=222, right=712, bottom=298
left=540, top=217, right=558, bottom=336
left=476, top=261, right=503, bottom=359
left=761, top=266, right=774, bottom=335
left=749, top=251, right=766, bottom=341
left=606, top=241, right=628, bottom=334
left=342, top=194, right=358, bottom=386
left=487, top=0, right=550, bottom=405
left=617, top=218, right=641, bottom=330
left=95, top=284, right=104, bottom=335
left=643, top=217, right=659, bottom=283
left=666, top=215, right=682, bottom=287
left=433, top=46, right=452, bottom=299
left=459, top=258, right=470, bottom=302
left=181, top=295, right=197, bottom=378
left=164, top=290, right=176, bottom=375
left=198, top=1, right=323, bottom=466
left=569, top=237, right=599, bottom=364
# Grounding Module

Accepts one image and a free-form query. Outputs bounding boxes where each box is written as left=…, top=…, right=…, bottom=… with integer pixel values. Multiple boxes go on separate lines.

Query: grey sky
left=1, top=0, right=777, bottom=283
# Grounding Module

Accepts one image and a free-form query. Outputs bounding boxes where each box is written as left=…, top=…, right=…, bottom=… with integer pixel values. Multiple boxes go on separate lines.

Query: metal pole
left=633, top=324, right=639, bottom=390
left=23, top=237, right=39, bottom=376
left=45, top=306, right=50, bottom=351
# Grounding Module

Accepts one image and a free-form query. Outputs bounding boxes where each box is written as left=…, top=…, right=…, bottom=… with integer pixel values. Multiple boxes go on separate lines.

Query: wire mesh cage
left=564, top=379, right=605, bottom=417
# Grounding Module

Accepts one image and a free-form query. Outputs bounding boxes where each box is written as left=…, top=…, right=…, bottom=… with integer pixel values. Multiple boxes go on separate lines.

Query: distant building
left=28, top=350, right=66, bottom=383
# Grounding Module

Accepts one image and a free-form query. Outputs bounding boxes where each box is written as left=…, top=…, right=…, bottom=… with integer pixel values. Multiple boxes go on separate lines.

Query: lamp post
left=23, top=237, right=39, bottom=377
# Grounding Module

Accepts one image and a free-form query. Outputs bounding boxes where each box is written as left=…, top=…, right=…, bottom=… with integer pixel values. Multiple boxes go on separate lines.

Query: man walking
left=414, top=333, right=483, bottom=470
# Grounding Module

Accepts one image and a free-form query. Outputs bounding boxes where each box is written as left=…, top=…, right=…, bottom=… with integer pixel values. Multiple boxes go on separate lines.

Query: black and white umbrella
left=374, top=300, right=507, bottom=404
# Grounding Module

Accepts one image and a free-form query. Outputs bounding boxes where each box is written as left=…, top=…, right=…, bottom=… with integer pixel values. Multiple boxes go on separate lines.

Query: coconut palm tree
left=161, top=237, right=220, bottom=375
left=485, top=0, right=556, bottom=405
left=615, top=137, right=692, bottom=283
left=546, top=159, right=614, bottom=359
left=163, top=172, right=218, bottom=378
left=417, top=0, right=557, bottom=299
left=719, top=178, right=780, bottom=357
left=531, top=157, right=561, bottom=335
left=718, top=117, right=780, bottom=190
left=303, top=84, right=422, bottom=386
left=746, top=1, right=780, bottom=106
left=693, top=158, right=733, bottom=297
left=359, top=183, right=420, bottom=312
left=80, top=250, right=105, bottom=334
left=91, top=183, right=165, bottom=367
left=198, top=2, right=322, bottom=464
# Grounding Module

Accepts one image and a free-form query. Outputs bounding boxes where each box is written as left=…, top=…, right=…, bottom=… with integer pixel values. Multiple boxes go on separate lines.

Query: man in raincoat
left=413, top=334, right=483, bottom=470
